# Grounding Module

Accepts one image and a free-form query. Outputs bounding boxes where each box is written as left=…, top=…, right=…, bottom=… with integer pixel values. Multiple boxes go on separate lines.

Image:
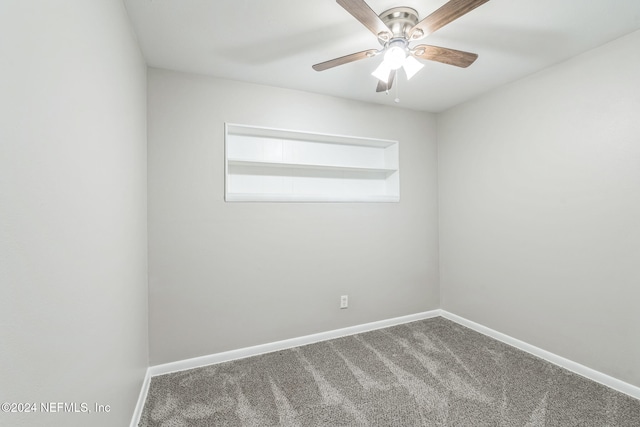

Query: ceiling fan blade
left=409, top=0, right=490, bottom=40
left=376, top=70, right=396, bottom=92
left=312, top=49, right=378, bottom=71
left=412, top=45, right=478, bottom=68
left=337, top=0, right=392, bottom=42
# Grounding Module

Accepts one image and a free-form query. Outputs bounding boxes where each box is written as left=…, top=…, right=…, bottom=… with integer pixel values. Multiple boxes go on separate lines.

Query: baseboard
left=132, top=308, right=640, bottom=425
left=133, top=310, right=439, bottom=425
left=148, top=310, right=442, bottom=377
left=130, top=368, right=151, bottom=427
left=440, top=310, right=640, bottom=400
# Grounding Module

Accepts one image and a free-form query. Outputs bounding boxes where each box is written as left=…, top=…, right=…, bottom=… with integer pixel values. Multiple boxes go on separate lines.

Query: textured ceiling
left=124, top=0, right=640, bottom=112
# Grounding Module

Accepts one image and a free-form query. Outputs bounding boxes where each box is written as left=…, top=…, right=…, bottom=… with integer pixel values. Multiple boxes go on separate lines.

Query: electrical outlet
left=340, top=295, right=348, bottom=309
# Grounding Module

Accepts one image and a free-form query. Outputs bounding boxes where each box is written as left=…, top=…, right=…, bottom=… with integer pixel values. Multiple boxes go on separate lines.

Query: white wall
left=148, top=68, right=439, bottom=365
left=0, top=1, right=148, bottom=426
left=438, top=29, right=640, bottom=387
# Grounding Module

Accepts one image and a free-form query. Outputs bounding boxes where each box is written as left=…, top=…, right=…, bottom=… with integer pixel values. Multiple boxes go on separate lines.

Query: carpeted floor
left=139, top=317, right=640, bottom=426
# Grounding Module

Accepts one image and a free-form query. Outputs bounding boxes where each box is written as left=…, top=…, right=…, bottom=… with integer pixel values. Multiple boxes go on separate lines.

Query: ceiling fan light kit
left=383, top=40, right=408, bottom=70
left=371, top=43, right=424, bottom=84
left=313, top=0, right=490, bottom=95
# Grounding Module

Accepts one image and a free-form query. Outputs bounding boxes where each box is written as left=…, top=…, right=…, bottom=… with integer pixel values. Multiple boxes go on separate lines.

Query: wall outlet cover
left=340, top=295, right=348, bottom=309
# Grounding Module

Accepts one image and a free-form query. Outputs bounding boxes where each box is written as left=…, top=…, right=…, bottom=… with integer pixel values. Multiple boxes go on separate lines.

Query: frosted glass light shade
left=384, top=45, right=406, bottom=70
left=372, top=61, right=391, bottom=83
left=403, top=56, right=424, bottom=80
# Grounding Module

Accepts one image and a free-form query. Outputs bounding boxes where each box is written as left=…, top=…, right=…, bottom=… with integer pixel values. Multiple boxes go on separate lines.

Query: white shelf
left=226, top=123, right=397, bottom=148
left=225, top=123, right=399, bottom=203
left=227, top=159, right=397, bottom=176
left=225, top=194, right=400, bottom=203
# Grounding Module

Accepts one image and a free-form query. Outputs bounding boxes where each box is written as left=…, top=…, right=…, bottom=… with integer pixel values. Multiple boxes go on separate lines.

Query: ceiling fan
left=312, top=0, right=490, bottom=92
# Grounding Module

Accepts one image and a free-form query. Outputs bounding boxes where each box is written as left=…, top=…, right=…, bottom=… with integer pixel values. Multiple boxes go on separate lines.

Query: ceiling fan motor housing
left=379, top=7, right=419, bottom=40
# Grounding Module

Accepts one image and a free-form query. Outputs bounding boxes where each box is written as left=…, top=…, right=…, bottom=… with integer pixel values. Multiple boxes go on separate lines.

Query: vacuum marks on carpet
left=139, top=317, right=640, bottom=426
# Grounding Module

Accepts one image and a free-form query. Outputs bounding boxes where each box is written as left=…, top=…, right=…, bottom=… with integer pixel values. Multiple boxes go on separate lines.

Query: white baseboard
left=132, top=311, right=440, bottom=425
left=132, top=308, right=640, bottom=426
left=130, top=368, right=151, bottom=427
left=440, top=310, right=640, bottom=400
left=148, top=310, right=441, bottom=377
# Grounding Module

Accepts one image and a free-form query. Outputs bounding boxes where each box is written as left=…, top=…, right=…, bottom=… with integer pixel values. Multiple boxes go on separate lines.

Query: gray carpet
left=139, top=317, right=640, bottom=426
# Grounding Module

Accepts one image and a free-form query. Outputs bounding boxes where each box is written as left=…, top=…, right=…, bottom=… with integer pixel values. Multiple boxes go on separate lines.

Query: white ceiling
left=124, top=0, right=640, bottom=112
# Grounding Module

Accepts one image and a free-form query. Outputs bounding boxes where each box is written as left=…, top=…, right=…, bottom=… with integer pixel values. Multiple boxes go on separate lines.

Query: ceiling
left=124, top=0, right=640, bottom=112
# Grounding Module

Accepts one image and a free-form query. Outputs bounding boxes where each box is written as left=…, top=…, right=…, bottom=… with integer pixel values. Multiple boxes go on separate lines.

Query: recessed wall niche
left=225, top=123, right=399, bottom=202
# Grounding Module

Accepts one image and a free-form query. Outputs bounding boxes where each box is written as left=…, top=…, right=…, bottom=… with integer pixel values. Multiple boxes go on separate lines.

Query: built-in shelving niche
left=225, top=124, right=399, bottom=202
